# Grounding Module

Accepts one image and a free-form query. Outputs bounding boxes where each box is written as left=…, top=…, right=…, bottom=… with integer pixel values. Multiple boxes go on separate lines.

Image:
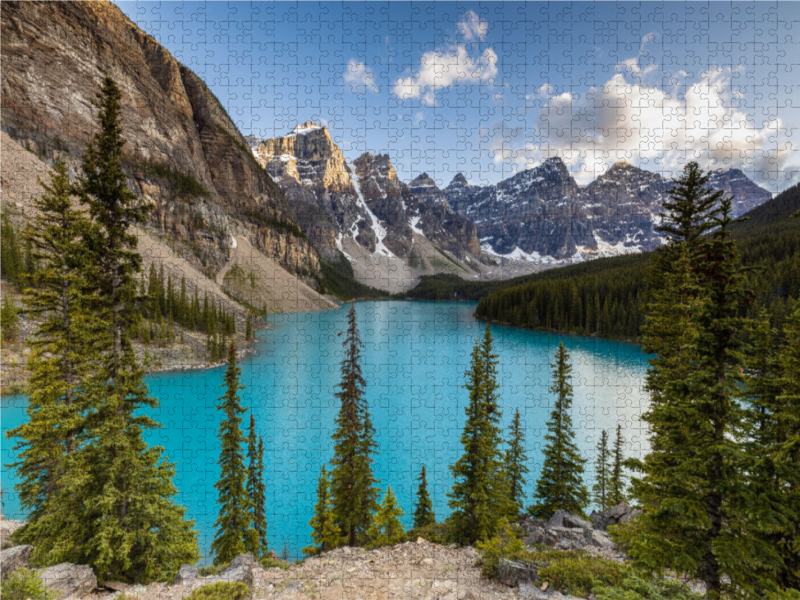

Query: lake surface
left=1, top=300, right=651, bottom=563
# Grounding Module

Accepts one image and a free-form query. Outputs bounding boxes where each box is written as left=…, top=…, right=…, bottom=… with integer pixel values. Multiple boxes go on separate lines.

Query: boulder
left=497, top=558, right=539, bottom=587
left=0, top=520, right=26, bottom=549
left=173, top=564, right=199, bottom=585
left=39, top=563, right=97, bottom=599
left=518, top=584, right=582, bottom=599
left=589, top=502, right=642, bottom=531
left=0, top=544, right=32, bottom=579
left=547, top=510, right=591, bottom=530
left=219, top=553, right=260, bottom=587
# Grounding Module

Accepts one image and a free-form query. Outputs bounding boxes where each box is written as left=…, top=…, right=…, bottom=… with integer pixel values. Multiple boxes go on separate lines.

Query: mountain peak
left=409, top=173, right=440, bottom=191
left=289, top=121, right=324, bottom=136
left=449, top=173, right=469, bottom=187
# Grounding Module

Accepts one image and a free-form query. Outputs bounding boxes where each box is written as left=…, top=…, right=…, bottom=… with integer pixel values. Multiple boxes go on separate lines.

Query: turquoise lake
left=0, top=300, right=651, bottom=563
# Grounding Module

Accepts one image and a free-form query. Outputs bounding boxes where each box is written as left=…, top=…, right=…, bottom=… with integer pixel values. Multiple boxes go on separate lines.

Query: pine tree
left=504, top=408, right=529, bottom=515
left=246, top=414, right=268, bottom=557
left=1, top=215, right=23, bottom=285
left=18, top=78, right=199, bottom=583
left=529, top=342, right=589, bottom=518
left=592, top=430, right=611, bottom=511
left=608, top=424, right=627, bottom=506
left=623, top=164, right=781, bottom=598
left=304, top=465, right=341, bottom=556
left=246, top=315, right=253, bottom=342
left=448, top=325, right=513, bottom=544
left=329, top=304, right=379, bottom=547
left=413, top=465, right=435, bottom=529
left=6, top=160, right=92, bottom=526
left=1, top=294, right=18, bottom=343
left=368, top=487, right=405, bottom=548
left=212, top=341, right=256, bottom=565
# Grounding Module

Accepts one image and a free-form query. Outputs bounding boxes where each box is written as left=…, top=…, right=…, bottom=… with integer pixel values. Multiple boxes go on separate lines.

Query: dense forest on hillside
left=407, top=185, right=800, bottom=340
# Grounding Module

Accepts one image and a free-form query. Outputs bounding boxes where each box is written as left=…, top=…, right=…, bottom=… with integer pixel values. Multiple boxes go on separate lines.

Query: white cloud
left=488, top=64, right=795, bottom=188
left=457, top=10, right=489, bottom=41
left=343, top=59, right=379, bottom=94
left=393, top=45, right=497, bottom=105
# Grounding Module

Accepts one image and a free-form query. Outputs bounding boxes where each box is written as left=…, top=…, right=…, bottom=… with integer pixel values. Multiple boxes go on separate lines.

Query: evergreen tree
left=623, top=164, right=782, bottom=598
left=304, top=465, right=341, bottom=556
left=593, top=430, right=611, bottom=511
left=529, top=342, right=589, bottom=518
left=448, top=325, right=513, bottom=544
left=608, top=424, right=627, bottom=506
left=504, top=408, right=529, bottom=516
left=367, top=487, right=405, bottom=548
left=412, top=465, right=435, bottom=529
left=329, top=304, right=379, bottom=546
left=1, top=294, right=18, bottom=343
left=246, top=414, right=268, bottom=557
left=16, top=78, right=199, bottom=583
left=6, top=160, right=92, bottom=525
left=246, top=315, right=253, bottom=342
left=212, top=341, right=256, bottom=565
left=1, top=216, right=23, bottom=285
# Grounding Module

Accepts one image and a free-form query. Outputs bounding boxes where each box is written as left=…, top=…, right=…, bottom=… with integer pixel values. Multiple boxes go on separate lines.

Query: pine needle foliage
left=593, top=430, right=611, bottom=511
left=368, top=486, right=405, bottom=548
left=304, top=465, right=341, bottom=556
left=529, top=342, right=589, bottom=519
left=413, top=465, right=435, bottom=529
left=504, top=408, right=529, bottom=515
left=212, top=341, right=256, bottom=565
left=609, top=424, right=627, bottom=506
left=448, top=325, right=513, bottom=544
left=246, top=414, right=268, bottom=557
left=329, top=304, right=379, bottom=547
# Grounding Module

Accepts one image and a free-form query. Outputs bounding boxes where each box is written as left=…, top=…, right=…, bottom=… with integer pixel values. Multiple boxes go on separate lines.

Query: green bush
left=475, top=518, right=530, bottom=578
left=259, top=556, right=291, bottom=570
left=594, top=574, right=703, bottom=600
left=185, top=581, right=250, bottom=600
left=538, top=552, right=631, bottom=598
left=1, top=568, right=57, bottom=600
left=196, top=564, right=226, bottom=577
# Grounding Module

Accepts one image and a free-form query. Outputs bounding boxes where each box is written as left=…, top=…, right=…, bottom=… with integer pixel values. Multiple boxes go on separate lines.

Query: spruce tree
left=593, top=430, right=611, bottom=511
left=304, top=465, right=341, bottom=556
left=6, top=160, right=92, bottom=527
left=329, top=304, right=379, bottom=546
left=412, top=465, right=435, bottom=529
left=1, top=295, right=18, bottom=343
left=246, top=414, right=268, bottom=557
left=367, top=487, right=405, bottom=548
left=448, top=325, right=513, bottom=544
left=608, top=424, right=627, bottom=506
left=1, top=215, right=23, bottom=285
left=18, top=78, right=199, bottom=582
left=212, top=341, right=256, bottom=565
left=624, top=164, right=781, bottom=598
left=530, top=342, right=589, bottom=518
left=505, top=408, right=529, bottom=515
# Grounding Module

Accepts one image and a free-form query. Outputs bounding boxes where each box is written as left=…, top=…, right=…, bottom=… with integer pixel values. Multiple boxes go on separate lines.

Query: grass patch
left=185, top=582, right=250, bottom=600
left=1, top=568, right=57, bottom=600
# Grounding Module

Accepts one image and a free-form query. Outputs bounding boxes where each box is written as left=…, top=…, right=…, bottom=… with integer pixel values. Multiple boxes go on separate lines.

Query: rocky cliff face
left=447, top=158, right=772, bottom=261
left=249, top=124, right=485, bottom=290
left=0, top=0, right=319, bottom=278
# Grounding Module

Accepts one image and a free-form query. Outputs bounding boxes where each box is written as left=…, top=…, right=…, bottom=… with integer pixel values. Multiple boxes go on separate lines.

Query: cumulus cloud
left=489, top=64, right=794, bottom=188
left=457, top=10, right=489, bottom=41
left=393, top=45, right=497, bottom=105
left=343, top=59, right=379, bottom=94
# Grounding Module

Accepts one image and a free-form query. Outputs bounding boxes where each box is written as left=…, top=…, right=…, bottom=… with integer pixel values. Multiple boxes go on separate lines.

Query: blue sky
left=115, top=1, right=800, bottom=192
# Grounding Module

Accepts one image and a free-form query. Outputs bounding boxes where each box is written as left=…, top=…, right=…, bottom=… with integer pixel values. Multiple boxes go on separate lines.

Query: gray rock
left=590, top=502, right=642, bottom=531
left=518, top=584, right=581, bottom=600
left=547, top=510, right=591, bottom=530
left=173, top=564, right=200, bottom=585
left=0, top=544, right=32, bottom=579
left=497, top=558, right=539, bottom=588
left=39, top=563, right=97, bottom=599
left=219, top=553, right=260, bottom=587
left=0, top=520, right=26, bottom=549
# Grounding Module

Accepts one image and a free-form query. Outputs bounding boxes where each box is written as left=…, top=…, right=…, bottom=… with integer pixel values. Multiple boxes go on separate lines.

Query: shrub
left=475, top=518, right=530, bottom=578
left=259, top=556, right=291, bottom=570
left=197, top=564, right=226, bottom=577
left=185, top=582, right=250, bottom=600
left=594, top=574, right=704, bottom=600
left=538, top=552, right=631, bottom=598
left=1, top=568, right=57, bottom=600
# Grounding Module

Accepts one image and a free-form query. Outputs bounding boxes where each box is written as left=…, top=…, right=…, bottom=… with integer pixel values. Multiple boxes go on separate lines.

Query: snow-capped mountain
left=446, top=158, right=772, bottom=262
left=249, top=123, right=483, bottom=292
